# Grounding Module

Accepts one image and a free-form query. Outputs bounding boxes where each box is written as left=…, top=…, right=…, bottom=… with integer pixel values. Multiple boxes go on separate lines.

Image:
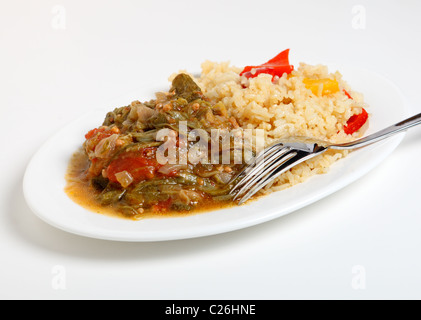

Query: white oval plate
left=23, top=65, right=409, bottom=242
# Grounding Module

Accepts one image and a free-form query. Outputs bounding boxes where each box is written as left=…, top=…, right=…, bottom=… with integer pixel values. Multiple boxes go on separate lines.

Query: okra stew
left=65, top=74, right=249, bottom=219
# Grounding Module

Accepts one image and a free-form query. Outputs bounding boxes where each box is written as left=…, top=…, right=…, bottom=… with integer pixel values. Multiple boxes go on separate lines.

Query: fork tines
left=231, top=144, right=316, bottom=205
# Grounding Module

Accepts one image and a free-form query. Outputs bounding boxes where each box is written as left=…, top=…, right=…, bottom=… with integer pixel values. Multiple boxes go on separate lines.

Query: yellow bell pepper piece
left=303, top=78, right=339, bottom=96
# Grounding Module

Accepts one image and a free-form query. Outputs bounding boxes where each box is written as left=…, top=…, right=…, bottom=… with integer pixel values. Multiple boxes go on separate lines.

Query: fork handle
left=330, top=112, right=421, bottom=150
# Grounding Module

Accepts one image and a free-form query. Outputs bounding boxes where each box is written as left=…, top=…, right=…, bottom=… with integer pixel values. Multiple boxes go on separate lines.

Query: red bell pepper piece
left=106, top=148, right=163, bottom=183
left=342, top=90, right=368, bottom=134
left=85, top=127, right=117, bottom=142
left=344, top=108, right=368, bottom=135
left=85, top=128, right=107, bottom=140
left=240, top=49, right=294, bottom=80
left=105, top=147, right=179, bottom=186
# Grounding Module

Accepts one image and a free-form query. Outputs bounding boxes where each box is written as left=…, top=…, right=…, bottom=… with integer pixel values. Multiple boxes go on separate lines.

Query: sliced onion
left=115, top=170, right=134, bottom=188
left=216, top=172, right=232, bottom=184
left=94, top=134, right=119, bottom=159
left=155, top=92, right=167, bottom=103
left=158, top=164, right=188, bottom=175
left=127, top=102, right=157, bottom=123
left=136, top=104, right=157, bottom=122
left=178, top=190, right=203, bottom=205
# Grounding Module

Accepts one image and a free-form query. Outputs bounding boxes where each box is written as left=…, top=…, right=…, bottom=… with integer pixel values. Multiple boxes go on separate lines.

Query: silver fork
left=231, top=112, right=421, bottom=205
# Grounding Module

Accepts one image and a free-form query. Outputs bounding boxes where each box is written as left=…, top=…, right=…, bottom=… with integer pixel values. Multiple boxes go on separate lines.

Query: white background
left=1, top=0, right=421, bottom=299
